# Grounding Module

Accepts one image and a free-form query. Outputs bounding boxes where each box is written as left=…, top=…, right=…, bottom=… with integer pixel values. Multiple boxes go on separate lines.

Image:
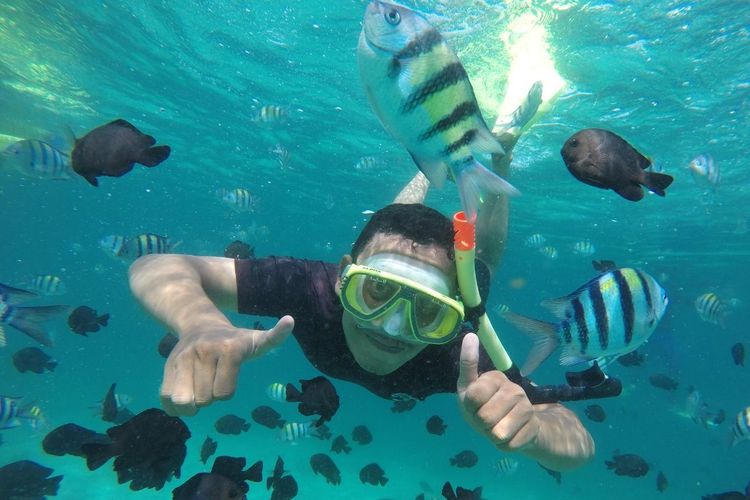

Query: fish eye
left=384, top=9, right=401, bottom=25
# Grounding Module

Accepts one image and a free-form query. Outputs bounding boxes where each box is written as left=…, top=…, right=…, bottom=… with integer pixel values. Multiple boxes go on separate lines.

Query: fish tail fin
left=82, top=441, right=117, bottom=470
left=8, top=305, right=68, bottom=346
left=139, top=145, right=171, bottom=167
left=642, top=171, right=674, bottom=196
left=380, top=477, right=389, bottom=486
left=441, top=481, right=457, bottom=500
left=98, top=313, right=110, bottom=327
left=46, top=359, right=58, bottom=372
left=284, top=383, right=302, bottom=402
left=501, top=311, right=560, bottom=376
left=244, top=460, right=263, bottom=483
left=455, top=159, right=520, bottom=222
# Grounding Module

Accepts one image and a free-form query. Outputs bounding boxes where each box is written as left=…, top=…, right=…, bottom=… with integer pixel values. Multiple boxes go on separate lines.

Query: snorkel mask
left=339, top=253, right=464, bottom=344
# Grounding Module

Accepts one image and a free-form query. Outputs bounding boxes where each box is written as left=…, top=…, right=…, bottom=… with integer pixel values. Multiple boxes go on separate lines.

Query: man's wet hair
left=351, top=203, right=454, bottom=261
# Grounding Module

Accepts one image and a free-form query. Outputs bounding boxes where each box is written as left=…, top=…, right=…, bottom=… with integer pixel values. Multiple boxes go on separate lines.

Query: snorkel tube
left=453, top=211, right=622, bottom=403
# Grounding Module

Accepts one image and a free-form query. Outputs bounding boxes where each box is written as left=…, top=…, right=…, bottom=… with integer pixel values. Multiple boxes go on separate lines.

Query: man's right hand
left=160, top=315, right=294, bottom=416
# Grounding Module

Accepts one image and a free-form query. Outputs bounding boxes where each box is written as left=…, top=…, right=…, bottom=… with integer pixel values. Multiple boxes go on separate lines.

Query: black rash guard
left=235, top=256, right=494, bottom=400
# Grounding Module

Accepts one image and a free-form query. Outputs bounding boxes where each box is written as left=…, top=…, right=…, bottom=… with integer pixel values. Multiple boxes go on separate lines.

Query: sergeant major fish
left=1, top=139, right=72, bottom=180
left=688, top=153, right=720, bottom=190
left=357, top=0, right=519, bottom=222
left=502, top=268, right=668, bottom=375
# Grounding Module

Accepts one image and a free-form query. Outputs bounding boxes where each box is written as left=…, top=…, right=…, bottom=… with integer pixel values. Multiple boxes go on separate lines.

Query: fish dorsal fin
left=108, top=119, right=139, bottom=132
left=540, top=296, right=571, bottom=319
left=408, top=151, right=447, bottom=189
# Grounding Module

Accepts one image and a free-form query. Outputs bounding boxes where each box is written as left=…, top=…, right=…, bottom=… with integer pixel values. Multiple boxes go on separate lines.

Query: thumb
left=254, top=315, right=294, bottom=356
left=457, top=332, right=480, bottom=394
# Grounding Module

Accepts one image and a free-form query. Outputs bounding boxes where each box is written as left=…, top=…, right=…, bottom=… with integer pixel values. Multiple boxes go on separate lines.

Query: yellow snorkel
left=453, top=211, right=513, bottom=371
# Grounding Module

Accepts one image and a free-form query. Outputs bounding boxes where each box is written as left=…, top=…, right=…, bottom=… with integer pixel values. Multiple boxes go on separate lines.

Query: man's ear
left=334, top=255, right=353, bottom=295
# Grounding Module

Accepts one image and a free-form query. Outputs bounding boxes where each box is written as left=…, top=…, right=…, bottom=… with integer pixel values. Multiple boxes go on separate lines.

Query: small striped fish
left=572, top=240, right=596, bottom=257
left=357, top=0, right=519, bottom=222
left=28, top=275, right=66, bottom=296
left=502, top=268, right=668, bottom=375
left=538, top=246, right=559, bottom=260
left=524, top=233, right=546, bottom=248
left=252, top=105, right=288, bottom=123
left=0, top=396, right=44, bottom=430
left=694, top=292, right=729, bottom=328
left=280, top=421, right=316, bottom=441
left=129, top=233, right=174, bottom=258
left=1, top=139, right=72, bottom=180
left=493, top=456, right=519, bottom=475
left=266, top=382, right=287, bottom=402
left=731, top=407, right=750, bottom=447
left=220, top=188, right=255, bottom=211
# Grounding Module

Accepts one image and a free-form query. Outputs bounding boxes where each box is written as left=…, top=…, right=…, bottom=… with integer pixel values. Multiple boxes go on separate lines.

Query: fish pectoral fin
left=469, top=126, right=506, bottom=156
left=81, top=174, right=99, bottom=187
left=408, top=152, right=448, bottom=189
left=559, top=347, right=589, bottom=367
left=614, top=184, right=644, bottom=201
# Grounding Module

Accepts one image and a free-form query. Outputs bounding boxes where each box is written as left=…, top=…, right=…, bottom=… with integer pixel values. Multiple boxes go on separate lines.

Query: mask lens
left=361, top=275, right=400, bottom=309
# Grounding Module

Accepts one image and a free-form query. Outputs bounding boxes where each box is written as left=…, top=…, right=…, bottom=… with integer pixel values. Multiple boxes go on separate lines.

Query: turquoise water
left=1, top=0, right=749, bottom=498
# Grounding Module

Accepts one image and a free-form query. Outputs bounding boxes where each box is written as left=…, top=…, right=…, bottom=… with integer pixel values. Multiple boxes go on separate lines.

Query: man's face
left=337, top=232, right=456, bottom=375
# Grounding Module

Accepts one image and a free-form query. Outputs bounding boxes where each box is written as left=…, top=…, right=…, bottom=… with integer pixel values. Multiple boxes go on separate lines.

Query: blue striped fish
left=694, top=292, right=729, bottom=328
left=280, top=421, right=316, bottom=442
left=1, top=139, right=72, bottom=180
left=266, top=382, right=287, bottom=402
left=0, top=396, right=44, bottom=429
left=220, top=188, right=255, bottom=211
left=357, top=0, right=519, bottom=222
left=503, top=268, right=668, bottom=375
left=99, top=235, right=129, bottom=259
left=28, top=275, right=66, bottom=296
left=731, top=407, right=750, bottom=447
left=128, top=233, right=174, bottom=258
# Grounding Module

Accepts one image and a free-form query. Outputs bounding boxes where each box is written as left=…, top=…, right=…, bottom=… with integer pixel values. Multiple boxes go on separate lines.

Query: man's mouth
left=356, top=324, right=409, bottom=353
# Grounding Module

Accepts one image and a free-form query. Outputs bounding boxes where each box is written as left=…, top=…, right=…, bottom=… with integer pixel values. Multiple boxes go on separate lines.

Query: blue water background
left=1, top=0, right=749, bottom=498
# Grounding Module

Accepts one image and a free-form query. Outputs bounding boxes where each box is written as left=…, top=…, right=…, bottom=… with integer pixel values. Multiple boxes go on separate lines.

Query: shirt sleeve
left=235, top=257, right=314, bottom=319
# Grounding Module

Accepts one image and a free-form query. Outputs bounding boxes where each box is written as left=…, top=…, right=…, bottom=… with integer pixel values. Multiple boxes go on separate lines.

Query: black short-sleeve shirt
left=235, top=256, right=494, bottom=400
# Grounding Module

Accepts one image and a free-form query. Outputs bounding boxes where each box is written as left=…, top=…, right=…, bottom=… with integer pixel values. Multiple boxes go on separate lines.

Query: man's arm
left=129, top=254, right=292, bottom=416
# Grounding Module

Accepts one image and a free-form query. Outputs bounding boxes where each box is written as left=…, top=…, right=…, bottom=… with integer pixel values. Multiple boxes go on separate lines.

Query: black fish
left=173, top=455, right=262, bottom=500
left=43, top=423, right=109, bottom=457
left=656, top=470, right=668, bottom=493
left=441, top=481, right=484, bottom=500
left=12, top=347, right=57, bottom=374
left=352, top=425, right=372, bottom=445
left=732, top=343, right=745, bottom=367
left=538, top=462, right=562, bottom=484
left=0, top=460, right=63, bottom=498
left=426, top=415, right=447, bottom=435
left=310, top=453, right=341, bottom=486
left=584, top=404, right=607, bottom=423
left=224, top=240, right=255, bottom=259
left=102, top=383, right=122, bottom=423
left=215, top=415, right=250, bottom=435
left=649, top=374, right=679, bottom=391
left=251, top=405, right=285, bottom=429
left=359, top=463, right=388, bottom=486
left=592, top=259, right=617, bottom=273
left=200, top=436, right=217, bottom=465
left=71, top=119, right=171, bottom=187
left=561, top=128, right=673, bottom=201
left=313, top=423, right=332, bottom=440
left=157, top=332, right=179, bottom=359
left=285, top=376, right=340, bottom=426
left=267, top=456, right=298, bottom=500
left=450, top=450, right=478, bottom=468
left=80, top=407, right=190, bottom=490
left=617, top=349, right=646, bottom=367
left=702, top=482, right=750, bottom=500
left=605, top=453, right=649, bottom=477
left=67, top=306, right=109, bottom=336
left=331, top=435, right=351, bottom=454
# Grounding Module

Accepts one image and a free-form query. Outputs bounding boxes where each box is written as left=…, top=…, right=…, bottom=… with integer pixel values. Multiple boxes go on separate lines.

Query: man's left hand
left=457, top=332, right=540, bottom=451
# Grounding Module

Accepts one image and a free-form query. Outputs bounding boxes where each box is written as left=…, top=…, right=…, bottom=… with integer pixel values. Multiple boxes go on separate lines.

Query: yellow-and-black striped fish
left=694, top=292, right=729, bottom=328
left=129, top=233, right=173, bottom=258
left=220, top=188, right=255, bottom=211
left=357, top=0, right=519, bottom=222
left=266, top=382, right=287, bottom=402
left=280, top=421, right=315, bottom=441
left=502, top=268, right=668, bottom=375
left=28, top=275, right=66, bottom=296
left=1, top=139, right=72, bottom=180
